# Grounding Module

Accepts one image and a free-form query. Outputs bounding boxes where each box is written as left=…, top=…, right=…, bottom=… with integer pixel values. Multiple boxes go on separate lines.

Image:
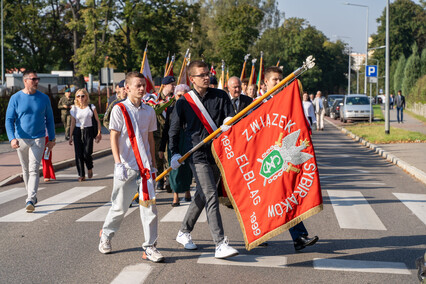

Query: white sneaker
left=176, top=230, right=197, bottom=250
left=215, top=237, right=238, bottom=259
left=98, top=238, right=112, bottom=254
left=143, top=246, right=165, bottom=263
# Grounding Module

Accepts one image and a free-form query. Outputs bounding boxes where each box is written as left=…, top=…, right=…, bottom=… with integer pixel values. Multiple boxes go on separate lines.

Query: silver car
left=340, top=94, right=373, bottom=123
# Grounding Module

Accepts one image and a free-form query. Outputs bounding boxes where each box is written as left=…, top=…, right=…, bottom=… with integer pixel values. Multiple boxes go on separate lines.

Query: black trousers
left=73, top=127, right=94, bottom=177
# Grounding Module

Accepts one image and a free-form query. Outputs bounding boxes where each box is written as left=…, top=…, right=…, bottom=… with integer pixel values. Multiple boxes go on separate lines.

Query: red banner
left=212, top=80, right=322, bottom=250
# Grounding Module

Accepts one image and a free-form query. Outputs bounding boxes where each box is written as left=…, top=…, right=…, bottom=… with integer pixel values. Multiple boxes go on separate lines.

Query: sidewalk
left=325, top=108, right=426, bottom=185
left=0, top=127, right=112, bottom=186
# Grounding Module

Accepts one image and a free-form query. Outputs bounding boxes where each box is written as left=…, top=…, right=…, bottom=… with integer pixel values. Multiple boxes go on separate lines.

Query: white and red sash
left=117, top=102, right=156, bottom=207
left=184, top=90, right=218, bottom=134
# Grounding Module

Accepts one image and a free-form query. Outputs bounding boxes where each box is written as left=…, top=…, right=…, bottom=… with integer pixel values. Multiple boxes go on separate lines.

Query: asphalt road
left=0, top=124, right=425, bottom=284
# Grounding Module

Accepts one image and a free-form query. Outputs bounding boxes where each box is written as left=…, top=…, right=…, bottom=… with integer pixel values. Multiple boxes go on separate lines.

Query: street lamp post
left=344, top=3, right=369, bottom=95
left=385, top=0, right=390, bottom=134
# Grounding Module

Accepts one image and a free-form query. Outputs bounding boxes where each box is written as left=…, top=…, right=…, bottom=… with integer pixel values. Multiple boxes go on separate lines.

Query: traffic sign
left=366, top=65, right=377, bottom=77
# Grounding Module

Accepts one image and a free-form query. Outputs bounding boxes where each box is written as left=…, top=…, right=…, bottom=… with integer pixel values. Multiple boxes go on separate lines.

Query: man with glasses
left=5, top=70, right=56, bottom=213
left=169, top=60, right=239, bottom=259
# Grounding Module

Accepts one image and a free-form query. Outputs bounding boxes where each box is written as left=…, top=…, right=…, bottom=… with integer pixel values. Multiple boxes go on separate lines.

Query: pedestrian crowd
left=5, top=64, right=320, bottom=263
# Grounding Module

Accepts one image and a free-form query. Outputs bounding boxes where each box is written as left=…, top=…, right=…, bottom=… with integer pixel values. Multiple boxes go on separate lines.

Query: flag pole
left=276, top=58, right=280, bottom=67
left=177, top=49, right=190, bottom=84
left=164, top=51, right=170, bottom=77
left=140, top=42, right=149, bottom=74
left=240, top=54, right=250, bottom=81
left=133, top=56, right=316, bottom=201
left=257, top=51, right=263, bottom=92
left=158, top=54, right=175, bottom=95
left=248, top=58, right=257, bottom=86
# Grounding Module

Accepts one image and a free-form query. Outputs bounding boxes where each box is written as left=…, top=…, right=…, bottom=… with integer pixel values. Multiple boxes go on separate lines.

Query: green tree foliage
left=421, top=48, right=426, bottom=76
left=393, top=55, right=406, bottom=94
left=4, top=0, right=73, bottom=72
left=370, top=0, right=425, bottom=81
left=408, top=75, right=426, bottom=104
left=252, top=18, right=348, bottom=93
left=402, top=44, right=421, bottom=97
left=215, top=4, right=263, bottom=75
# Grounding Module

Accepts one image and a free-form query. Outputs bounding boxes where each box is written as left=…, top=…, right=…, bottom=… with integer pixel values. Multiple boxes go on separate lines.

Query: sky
left=278, top=0, right=421, bottom=53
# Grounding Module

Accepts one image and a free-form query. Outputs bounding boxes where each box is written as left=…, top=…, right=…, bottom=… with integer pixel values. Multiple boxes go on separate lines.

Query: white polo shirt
left=109, top=99, right=157, bottom=171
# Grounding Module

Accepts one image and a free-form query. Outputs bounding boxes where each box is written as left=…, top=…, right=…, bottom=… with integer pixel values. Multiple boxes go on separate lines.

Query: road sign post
left=366, top=65, right=377, bottom=123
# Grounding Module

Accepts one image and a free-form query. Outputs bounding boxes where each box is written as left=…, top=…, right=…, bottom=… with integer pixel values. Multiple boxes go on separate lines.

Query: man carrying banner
left=169, top=60, right=239, bottom=259
left=99, top=71, right=164, bottom=263
left=264, top=66, right=319, bottom=251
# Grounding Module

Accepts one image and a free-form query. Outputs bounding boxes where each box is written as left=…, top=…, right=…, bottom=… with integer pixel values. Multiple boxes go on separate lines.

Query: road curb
left=325, top=119, right=426, bottom=185
left=0, top=148, right=112, bottom=187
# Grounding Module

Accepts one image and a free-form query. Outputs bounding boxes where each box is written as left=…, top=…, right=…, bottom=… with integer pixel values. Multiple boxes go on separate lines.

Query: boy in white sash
left=99, top=71, right=164, bottom=263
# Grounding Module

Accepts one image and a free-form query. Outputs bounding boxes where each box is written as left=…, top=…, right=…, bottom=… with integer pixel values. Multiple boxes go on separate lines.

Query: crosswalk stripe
left=160, top=202, right=207, bottom=222
left=0, top=186, right=105, bottom=222
left=393, top=193, right=426, bottom=226
left=327, top=190, right=386, bottom=230
left=76, top=202, right=138, bottom=222
left=313, top=258, right=411, bottom=275
left=197, top=253, right=287, bottom=268
left=0, top=187, right=45, bottom=205
left=55, top=174, right=99, bottom=178
left=110, top=263, right=152, bottom=284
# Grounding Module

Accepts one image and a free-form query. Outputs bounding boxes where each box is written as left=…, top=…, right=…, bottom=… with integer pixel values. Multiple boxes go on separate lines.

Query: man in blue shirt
left=5, top=70, right=56, bottom=213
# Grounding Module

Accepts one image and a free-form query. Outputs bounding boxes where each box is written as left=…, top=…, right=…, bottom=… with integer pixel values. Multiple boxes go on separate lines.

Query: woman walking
left=159, top=84, right=192, bottom=206
left=69, top=89, right=102, bottom=181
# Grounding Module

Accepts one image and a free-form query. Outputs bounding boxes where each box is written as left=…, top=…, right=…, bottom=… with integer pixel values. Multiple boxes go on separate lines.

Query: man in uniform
left=58, top=88, right=74, bottom=140
left=103, top=80, right=126, bottom=130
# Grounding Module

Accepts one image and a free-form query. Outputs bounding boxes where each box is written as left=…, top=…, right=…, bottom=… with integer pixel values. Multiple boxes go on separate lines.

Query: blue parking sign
left=366, top=65, right=377, bottom=77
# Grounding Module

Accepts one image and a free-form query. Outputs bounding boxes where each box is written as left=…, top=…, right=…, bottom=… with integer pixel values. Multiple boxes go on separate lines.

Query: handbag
left=90, top=104, right=98, bottom=138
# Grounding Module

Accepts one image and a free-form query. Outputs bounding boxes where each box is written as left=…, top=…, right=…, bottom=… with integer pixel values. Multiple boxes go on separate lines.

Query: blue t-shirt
left=5, top=90, right=56, bottom=141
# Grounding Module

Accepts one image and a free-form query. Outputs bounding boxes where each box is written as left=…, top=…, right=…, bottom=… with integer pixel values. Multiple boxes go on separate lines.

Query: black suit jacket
left=235, top=94, right=253, bottom=114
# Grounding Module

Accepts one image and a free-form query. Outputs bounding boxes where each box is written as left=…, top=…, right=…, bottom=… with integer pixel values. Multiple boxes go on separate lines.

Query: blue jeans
left=396, top=107, right=404, bottom=123
left=289, top=221, right=309, bottom=241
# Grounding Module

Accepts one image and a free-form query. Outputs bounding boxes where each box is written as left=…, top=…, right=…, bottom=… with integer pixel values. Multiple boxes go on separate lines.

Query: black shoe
left=171, top=202, right=180, bottom=207
left=294, top=235, right=319, bottom=251
left=65, top=136, right=70, bottom=141
left=165, top=184, right=172, bottom=193
left=184, top=197, right=192, bottom=202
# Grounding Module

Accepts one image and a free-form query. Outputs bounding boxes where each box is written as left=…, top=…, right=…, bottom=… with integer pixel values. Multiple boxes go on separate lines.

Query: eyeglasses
left=191, top=73, right=210, bottom=78
left=76, top=95, right=85, bottom=98
left=25, top=77, right=40, bottom=81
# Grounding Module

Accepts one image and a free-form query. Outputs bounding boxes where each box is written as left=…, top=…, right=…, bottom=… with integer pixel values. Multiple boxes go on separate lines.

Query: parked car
left=324, top=94, right=345, bottom=116
left=330, top=98, right=343, bottom=120
left=340, top=94, right=373, bottom=123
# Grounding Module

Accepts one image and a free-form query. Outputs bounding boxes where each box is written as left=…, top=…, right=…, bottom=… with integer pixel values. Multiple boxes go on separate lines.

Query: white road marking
left=106, top=173, right=114, bottom=177
left=356, top=170, right=370, bottom=173
left=393, top=193, right=426, bottom=226
left=197, top=253, right=287, bottom=268
left=0, top=187, right=45, bottom=205
left=110, top=263, right=152, bottom=284
left=313, top=258, right=411, bottom=275
left=0, top=186, right=105, bottom=222
left=55, top=174, right=99, bottom=178
left=76, top=202, right=137, bottom=222
left=161, top=203, right=207, bottom=222
left=327, top=190, right=386, bottom=230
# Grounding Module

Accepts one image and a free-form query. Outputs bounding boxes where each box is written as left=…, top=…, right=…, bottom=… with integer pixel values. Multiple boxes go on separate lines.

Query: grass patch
left=405, top=109, right=426, bottom=123
left=373, top=105, right=384, bottom=121
left=345, top=124, right=426, bottom=144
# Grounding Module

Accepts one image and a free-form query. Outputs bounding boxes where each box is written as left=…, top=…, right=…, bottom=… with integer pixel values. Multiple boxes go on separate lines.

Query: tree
left=393, top=55, right=406, bottom=94
left=215, top=4, right=264, bottom=75
left=370, top=0, right=425, bottom=80
left=401, top=44, right=421, bottom=97
left=421, top=48, right=426, bottom=76
left=251, top=18, right=348, bottom=93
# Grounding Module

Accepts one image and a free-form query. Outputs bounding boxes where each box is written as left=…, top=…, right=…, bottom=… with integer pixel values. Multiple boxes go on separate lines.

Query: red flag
left=140, top=50, right=156, bottom=94
left=212, top=80, right=322, bottom=250
left=210, top=65, right=217, bottom=76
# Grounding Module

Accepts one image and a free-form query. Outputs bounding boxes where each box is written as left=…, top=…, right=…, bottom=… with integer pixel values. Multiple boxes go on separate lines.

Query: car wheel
left=340, top=116, right=343, bottom=122
left=334, top=115, right=338, bottom=120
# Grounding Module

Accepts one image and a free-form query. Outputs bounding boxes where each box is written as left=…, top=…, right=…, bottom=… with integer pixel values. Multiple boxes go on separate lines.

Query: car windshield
left=346, top=96, right=369, bottom=105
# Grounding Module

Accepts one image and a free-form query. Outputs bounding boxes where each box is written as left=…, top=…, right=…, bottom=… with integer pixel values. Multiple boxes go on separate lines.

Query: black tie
left=232, top=98, right=238, bottom=113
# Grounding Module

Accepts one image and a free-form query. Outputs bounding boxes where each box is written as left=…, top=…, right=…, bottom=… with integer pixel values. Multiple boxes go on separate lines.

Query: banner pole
left=133, top=56, right=316, bottom=201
